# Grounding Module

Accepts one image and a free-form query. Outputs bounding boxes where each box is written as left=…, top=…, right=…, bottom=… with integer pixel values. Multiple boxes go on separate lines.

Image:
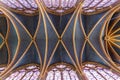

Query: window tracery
left=5, top=64, right=40, bottom=80
left=83, top=62, right=120, bottom=80
left=46, top=63, right=79, bottom=80
left=0, top=0, right=119, bottom=15
left=0, top=0, right=38, bottom=15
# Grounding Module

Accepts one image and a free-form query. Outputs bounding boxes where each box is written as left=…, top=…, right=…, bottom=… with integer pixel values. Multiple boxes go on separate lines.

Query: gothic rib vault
left=0, top=0, right=120, bottom=80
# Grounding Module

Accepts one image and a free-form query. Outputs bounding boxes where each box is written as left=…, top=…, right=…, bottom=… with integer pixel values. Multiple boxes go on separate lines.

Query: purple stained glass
left=18, top=0, right=31, bottom=8
left=0, top=67, right=5, bottom=71
left=0, top=0, right=37, bottom=14
left=27, top=0, right=38, bottom=9
left=0, top=0, right=119, bottom=14
left=46, top=64, right=79, bottom=80
left=5, top=65, right=40, bottom=80
left=83, top=0, right=119, bottom=12
left=0, top=66, right=5, bottom=74
left=8, top=0, right=23, bottom=8
left=83, top=63, right=120, bottom=80
left=42, top=0, right=78, bottom=13
left=0, top=0, right=16, bottom=8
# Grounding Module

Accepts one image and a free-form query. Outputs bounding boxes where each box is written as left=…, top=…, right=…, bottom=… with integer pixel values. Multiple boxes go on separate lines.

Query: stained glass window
left=46, top=63, right=79, bottom=80
left=0, top=0, right=119, bottom=15
left=42, top=0, right=78, bottom=13
left=0, top=0, right=38, bottom=14
left=83, top=63, right=120, bottom=80
left=5, top=64, right=40, bottom=80
left=83, top=0, right=119, bottom=13
left=0, top=65, right=5, bottom=74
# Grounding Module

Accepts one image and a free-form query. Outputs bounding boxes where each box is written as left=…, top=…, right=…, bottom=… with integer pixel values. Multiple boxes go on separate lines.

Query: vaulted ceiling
left=0, top=0, right=120, bottom=80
